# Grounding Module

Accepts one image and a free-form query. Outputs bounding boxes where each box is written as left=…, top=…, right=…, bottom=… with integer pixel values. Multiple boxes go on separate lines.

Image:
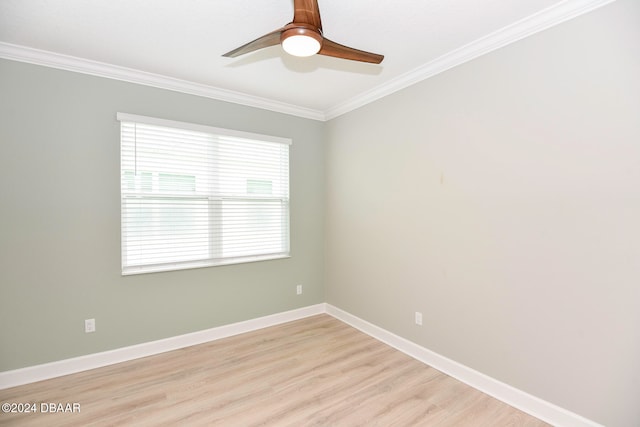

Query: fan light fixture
left=281, top=26, right=322, bottom=57
left=282, top=34, right=321, bottom=57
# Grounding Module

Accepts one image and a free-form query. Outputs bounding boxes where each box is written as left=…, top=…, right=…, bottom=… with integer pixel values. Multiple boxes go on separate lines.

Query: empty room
left=0, top=0, right=638, bottom=426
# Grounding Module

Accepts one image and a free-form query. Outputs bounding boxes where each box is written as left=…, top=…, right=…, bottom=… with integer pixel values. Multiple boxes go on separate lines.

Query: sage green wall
left=325, top=1, right=639, bottom=426
left=0, top=59, right=325, bottom=371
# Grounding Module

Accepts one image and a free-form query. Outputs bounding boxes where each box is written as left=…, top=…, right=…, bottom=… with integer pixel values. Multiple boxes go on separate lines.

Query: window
left=118, top=113, right=290, bottom=275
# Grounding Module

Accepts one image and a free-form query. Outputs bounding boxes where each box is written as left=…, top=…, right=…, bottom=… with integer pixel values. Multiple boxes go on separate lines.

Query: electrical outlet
left=415, top=312, right=423, bottom=326
left=296, top=285, right=302, bottom=295
left=85, top=318, right=96, bottom=333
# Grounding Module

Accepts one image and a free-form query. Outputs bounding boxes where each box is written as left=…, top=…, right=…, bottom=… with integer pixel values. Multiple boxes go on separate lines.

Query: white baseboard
left=325, top=304, right=602, bottom=427
left=0, top=302, right=602, bottom=427
left=0, top=304, right=325, bottom=389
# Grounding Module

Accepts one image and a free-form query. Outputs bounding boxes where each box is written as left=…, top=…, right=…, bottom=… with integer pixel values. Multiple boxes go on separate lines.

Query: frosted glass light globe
left=282, top=35, right=321, bottom=57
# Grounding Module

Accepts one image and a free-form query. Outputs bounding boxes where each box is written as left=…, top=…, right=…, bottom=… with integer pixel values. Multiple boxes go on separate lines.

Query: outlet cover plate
left=85, top=318, right=96, bottom=333
left=415, top=312, right=423, bottom=326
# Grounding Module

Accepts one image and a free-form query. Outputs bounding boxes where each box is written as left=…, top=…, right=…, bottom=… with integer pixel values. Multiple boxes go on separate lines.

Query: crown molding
left=324, top=0, right=616, bottom=120
left=0, top=42, right=326, bottom=121
left=0, top=0, right=615, bottom=122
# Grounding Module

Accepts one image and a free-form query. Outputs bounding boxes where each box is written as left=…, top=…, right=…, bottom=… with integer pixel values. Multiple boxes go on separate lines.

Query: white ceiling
left=0, top=0, right=613, bottom=120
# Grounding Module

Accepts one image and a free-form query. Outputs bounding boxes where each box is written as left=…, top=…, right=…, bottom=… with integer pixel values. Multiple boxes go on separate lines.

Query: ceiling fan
left=222, top=0, right=384, bottom=64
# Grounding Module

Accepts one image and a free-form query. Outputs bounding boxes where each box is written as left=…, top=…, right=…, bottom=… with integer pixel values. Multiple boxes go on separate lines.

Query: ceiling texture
left=0, top=0, right=614, bottom=120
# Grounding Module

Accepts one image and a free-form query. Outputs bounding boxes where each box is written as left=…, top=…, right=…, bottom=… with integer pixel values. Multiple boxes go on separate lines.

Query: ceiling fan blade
left=293, top=0, right=322, bottom=29
left=319, top=38, right=384, bottom=64
left=222, top=29, right=283, bottom=57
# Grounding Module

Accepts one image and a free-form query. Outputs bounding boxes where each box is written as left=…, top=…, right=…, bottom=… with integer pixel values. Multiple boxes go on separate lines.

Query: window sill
left=122, top=254, right=291, bottom=276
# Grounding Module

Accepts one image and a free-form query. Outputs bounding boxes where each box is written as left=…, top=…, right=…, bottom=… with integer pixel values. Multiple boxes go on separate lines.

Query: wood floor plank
left=0, top=314, right=549, bottom=426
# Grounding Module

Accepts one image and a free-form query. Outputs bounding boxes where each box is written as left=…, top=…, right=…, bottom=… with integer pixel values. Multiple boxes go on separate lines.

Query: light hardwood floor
left=0, top=315, right=549, bottom=426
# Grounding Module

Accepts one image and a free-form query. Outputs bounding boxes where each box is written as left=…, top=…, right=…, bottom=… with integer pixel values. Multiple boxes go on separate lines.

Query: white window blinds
left=118, top=113, right=291, bottom=275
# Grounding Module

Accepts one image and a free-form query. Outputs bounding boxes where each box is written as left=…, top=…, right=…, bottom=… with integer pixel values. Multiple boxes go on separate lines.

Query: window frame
left=117, top=113, right=291, bottom=276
